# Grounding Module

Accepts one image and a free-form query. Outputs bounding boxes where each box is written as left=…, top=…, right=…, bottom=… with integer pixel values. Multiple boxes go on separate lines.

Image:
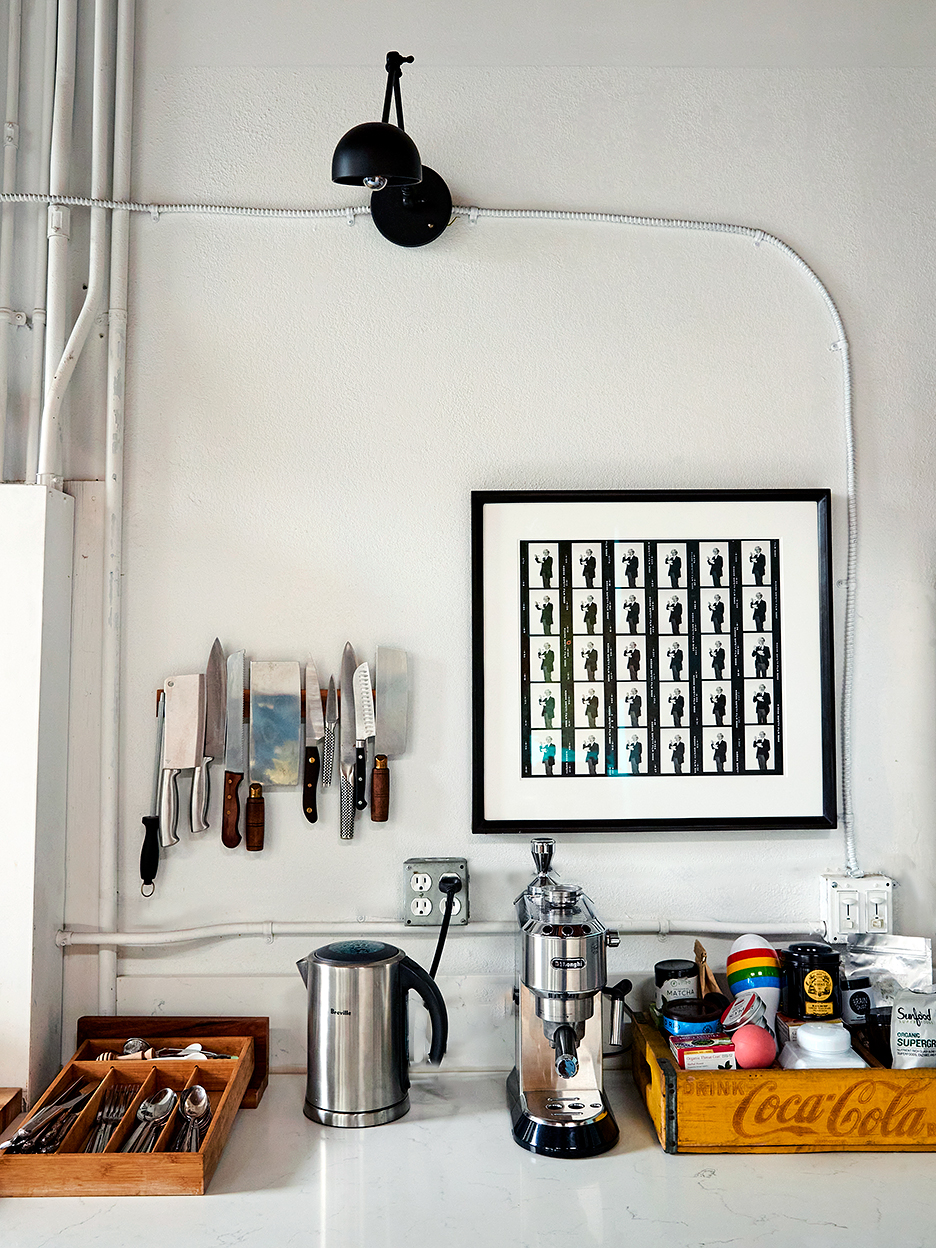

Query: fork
left=85, top=1085, right=135, bottom=1153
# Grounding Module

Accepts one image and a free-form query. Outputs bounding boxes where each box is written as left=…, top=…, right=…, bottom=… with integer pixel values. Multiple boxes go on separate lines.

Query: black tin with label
left=780, top=941, right=842, bottom=1020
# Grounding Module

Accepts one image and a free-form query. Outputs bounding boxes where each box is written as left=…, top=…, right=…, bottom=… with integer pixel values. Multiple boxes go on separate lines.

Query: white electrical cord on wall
left=0, top=189, right=859, bottom=955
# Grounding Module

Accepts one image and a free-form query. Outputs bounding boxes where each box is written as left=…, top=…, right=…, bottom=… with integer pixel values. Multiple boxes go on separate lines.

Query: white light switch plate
left=820, top=874, right=895, bottom=943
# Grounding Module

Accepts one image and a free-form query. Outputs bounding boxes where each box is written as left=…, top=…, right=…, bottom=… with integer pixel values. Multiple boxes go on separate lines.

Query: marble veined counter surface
left=2, top=1071, right=932, bottom=1248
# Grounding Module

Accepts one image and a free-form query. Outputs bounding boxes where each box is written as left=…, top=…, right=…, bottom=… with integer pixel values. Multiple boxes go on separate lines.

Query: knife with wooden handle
left=222, top=650, right=245, bottom=848
left=302, top=658, right=325, bottom=823
left=371, top=647, right=407, bottom=822
left=246, top=782, right=264, bottom=850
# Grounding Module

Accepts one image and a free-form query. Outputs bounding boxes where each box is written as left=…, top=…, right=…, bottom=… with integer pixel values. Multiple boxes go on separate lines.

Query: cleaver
left=370, top=647, right=407, bottom=822
left=159, top=673, right=205, bottom=847
left=249, top=661, right=302, bottom=789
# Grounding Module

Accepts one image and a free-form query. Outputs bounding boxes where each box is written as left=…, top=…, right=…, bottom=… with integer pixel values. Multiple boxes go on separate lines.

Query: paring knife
left=339, top=643, right=357, bottom=839
left=352, top=662, right=376, bottom=810
left=222, top=650, right=246, bottom=848
left=159, top=673, right=205, bottom=848
left=191, top=638, right=226, bottom=833
left=140, top=690, right=164, bottom=894
left=322, top=676, right=338, bottom=787
left=371, top=647, right=408, bottom=822
left=303, top=659, right=326, bottom=823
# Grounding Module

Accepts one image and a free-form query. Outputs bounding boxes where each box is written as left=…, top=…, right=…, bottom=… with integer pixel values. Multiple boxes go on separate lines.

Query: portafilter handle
left=530, top=837, right=555, bottom=879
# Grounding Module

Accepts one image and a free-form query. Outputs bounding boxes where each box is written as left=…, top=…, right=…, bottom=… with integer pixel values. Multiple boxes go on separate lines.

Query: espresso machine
left=507, top=838, right=631, bottom=1157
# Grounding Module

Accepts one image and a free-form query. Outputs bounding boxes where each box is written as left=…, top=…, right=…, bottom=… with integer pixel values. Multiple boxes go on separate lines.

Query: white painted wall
left=32, top=3, right=936, bottom=1068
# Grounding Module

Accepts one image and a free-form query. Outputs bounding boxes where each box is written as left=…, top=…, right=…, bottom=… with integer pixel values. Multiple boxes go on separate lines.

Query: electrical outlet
left=403, top=858, right=469, bottom=926
left=820, top=874, right=895, bottom=942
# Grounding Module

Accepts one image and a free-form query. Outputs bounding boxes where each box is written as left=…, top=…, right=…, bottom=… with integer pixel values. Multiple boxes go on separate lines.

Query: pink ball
left=732, top=1024, right=776, bottom=1069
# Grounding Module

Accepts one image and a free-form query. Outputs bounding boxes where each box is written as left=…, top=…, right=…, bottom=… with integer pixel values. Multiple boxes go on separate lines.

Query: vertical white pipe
left=0, top=0, right=23, bottom=480
left=36, top=0, right=78, bottom=486
left=25, top=0, right=60, bottom=484
left=99, top=0, right=133, bottom=1015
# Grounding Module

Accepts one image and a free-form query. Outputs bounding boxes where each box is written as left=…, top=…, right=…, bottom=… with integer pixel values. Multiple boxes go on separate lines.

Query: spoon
left=175, top=1085, right=212, bottom=1152
left=120, top=1087, right=178, bottom=1152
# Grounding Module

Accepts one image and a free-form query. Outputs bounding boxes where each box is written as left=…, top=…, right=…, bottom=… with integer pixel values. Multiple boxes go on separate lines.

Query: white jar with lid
left=778, top=1020, right=868, bottom=1069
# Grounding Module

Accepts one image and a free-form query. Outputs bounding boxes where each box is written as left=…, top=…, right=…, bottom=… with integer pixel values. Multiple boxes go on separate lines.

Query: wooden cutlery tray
left=0, top=1034, right=254, bottom=1195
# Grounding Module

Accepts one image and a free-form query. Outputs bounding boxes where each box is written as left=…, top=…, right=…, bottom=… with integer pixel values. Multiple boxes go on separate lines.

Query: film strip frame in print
left=520, top=538, right=782, bottom=777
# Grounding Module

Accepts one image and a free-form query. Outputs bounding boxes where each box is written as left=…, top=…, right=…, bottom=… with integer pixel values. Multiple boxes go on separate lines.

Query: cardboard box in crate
left=632, top=1019, right=936, bottom=1153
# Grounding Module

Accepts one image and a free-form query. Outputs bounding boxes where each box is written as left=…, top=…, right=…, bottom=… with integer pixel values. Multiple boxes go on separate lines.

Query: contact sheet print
left=473, top=490, right=835, bottom=834
left=521, top=537, right=782, bottom=779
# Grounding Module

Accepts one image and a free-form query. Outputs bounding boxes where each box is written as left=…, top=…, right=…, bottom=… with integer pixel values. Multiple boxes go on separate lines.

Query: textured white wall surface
left=41, top=2, right=936, bottom=1066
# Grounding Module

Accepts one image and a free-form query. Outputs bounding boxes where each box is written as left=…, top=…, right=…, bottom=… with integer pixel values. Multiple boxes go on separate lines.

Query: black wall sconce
left=332, top=52, right=452, bottom=248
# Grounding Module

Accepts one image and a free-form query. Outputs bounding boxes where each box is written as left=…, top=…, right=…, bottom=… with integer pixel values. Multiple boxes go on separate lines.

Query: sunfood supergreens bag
left=892, top=988, right=936, bottom=1068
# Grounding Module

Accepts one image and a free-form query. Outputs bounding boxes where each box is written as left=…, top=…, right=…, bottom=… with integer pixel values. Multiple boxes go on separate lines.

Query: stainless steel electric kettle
left=297, top=940, right=447, bottom=1127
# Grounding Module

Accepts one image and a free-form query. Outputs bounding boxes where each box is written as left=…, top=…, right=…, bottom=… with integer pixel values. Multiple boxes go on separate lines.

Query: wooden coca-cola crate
left=632, top=1018, right=936, bottom=1153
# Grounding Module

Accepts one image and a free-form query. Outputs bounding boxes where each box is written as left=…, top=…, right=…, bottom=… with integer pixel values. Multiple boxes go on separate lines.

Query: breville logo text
left=330, top=1008, right=351, bottom=1015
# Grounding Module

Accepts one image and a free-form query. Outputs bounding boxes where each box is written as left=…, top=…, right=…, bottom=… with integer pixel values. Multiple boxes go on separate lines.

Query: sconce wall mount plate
left=370, top=166, right=452, bottom=248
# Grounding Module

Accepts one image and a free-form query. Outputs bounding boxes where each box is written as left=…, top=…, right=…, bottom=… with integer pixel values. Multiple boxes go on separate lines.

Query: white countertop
left=2, top=1071, right=932, bottom=1248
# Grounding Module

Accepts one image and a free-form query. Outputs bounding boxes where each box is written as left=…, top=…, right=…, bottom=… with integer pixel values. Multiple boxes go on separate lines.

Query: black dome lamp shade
left=331, top=52, right=452, bottom=247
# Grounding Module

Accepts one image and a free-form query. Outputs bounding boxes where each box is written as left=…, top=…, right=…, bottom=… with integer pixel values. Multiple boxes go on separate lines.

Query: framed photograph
left=471, top=489, right=835, bottom=834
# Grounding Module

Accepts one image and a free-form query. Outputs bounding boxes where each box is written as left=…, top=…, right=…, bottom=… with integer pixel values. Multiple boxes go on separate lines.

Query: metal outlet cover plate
left=403, top=858, right=469, bottom=926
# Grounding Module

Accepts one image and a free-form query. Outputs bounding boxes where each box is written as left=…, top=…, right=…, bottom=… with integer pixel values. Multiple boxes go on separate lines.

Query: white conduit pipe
left=98, top=0, right=133, bottom=1016
left=3, top=194, right=860, bottom=878
left=37, top=0, right=77, bottom=486
left=37, top=0, right=113, bottom=487
left=0, top=0, right=23, bottom=478
left=25, top=0, right=59, bottom=483
left=57, top=917, right=821, bottom=948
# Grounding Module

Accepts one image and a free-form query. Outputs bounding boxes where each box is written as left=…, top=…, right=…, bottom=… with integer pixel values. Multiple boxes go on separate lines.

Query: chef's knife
left=371, top=647, right=408, bottom=822
left=339, top=643, right=357, bottom=839
left=191, top=638, right=226, bottom=833
left=303, top=659, right=325, bottom=823
left=322, top=676, right=338, bottom=787
left=158, top=673, right=205, bottom=848
left=352, top=662, right=376, bottom=810
left=222, top=650, right=246, bottom=848
left=140, top=690, right=164, bottom=895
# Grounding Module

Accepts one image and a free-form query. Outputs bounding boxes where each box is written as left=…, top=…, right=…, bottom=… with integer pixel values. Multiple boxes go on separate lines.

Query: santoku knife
left=371, top=647, right=408, bottom=822
left=352, top=662, right=376, bottom=810
left=191, top=638, right=225, bottom=833
left=222, top=650, right=246, bottom=848
left=303, top=659, right=326, bottom=823
left=159, top=673, right=205, bottom=847
left=339, top=643, right=357, bottom=839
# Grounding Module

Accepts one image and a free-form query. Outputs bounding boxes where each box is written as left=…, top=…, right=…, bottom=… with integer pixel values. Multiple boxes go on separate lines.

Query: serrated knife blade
left=352, top=662, right=376, bottom=810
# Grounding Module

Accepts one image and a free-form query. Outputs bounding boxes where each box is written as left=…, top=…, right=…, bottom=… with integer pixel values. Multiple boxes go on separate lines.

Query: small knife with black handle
left=303, top=659, right=326, bottom=823
left=140, top=690, right=164, bottom=895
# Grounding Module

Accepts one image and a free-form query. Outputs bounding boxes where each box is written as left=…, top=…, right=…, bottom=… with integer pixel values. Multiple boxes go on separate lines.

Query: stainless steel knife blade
left=249, top=660, right=302, bottom=787
left=192, top=638, right=226, bottom=832
left=302, top=659, right=325, bottom=824
left=322, top=676, right=338, bottom=787
left=222, top=650, right=246, bottom=848
left=339, top=643, right=357, bottom=839
left=159, top=673, right=205, bottom=848
left=371, top=647, right=408, bottom=822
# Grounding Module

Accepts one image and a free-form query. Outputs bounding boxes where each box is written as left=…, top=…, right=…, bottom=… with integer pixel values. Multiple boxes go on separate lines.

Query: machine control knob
left=605, top=930, right=620, bottom=948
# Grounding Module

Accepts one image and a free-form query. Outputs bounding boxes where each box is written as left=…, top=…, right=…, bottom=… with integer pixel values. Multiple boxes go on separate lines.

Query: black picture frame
left=471, top=489, right=836, bottom=834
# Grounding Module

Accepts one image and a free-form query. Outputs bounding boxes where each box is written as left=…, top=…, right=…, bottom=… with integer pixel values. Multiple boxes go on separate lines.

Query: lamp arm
left=381, top=51, right=414, bottom=129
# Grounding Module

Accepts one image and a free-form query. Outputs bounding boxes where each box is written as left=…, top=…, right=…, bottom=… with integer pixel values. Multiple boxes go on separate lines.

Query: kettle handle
left=400, top=956, right=448, bottom=1066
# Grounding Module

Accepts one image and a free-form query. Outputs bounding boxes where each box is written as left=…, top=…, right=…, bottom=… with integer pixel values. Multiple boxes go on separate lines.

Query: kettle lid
left=313, top=940, right=401, bottom=966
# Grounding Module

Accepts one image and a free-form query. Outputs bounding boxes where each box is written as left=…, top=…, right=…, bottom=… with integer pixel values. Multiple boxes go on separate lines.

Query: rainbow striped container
left=726, top=934, right=781, bottom=996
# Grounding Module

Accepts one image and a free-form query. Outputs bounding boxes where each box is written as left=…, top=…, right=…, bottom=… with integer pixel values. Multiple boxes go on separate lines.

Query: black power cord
left=429, top=873, right=462, bottom=979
